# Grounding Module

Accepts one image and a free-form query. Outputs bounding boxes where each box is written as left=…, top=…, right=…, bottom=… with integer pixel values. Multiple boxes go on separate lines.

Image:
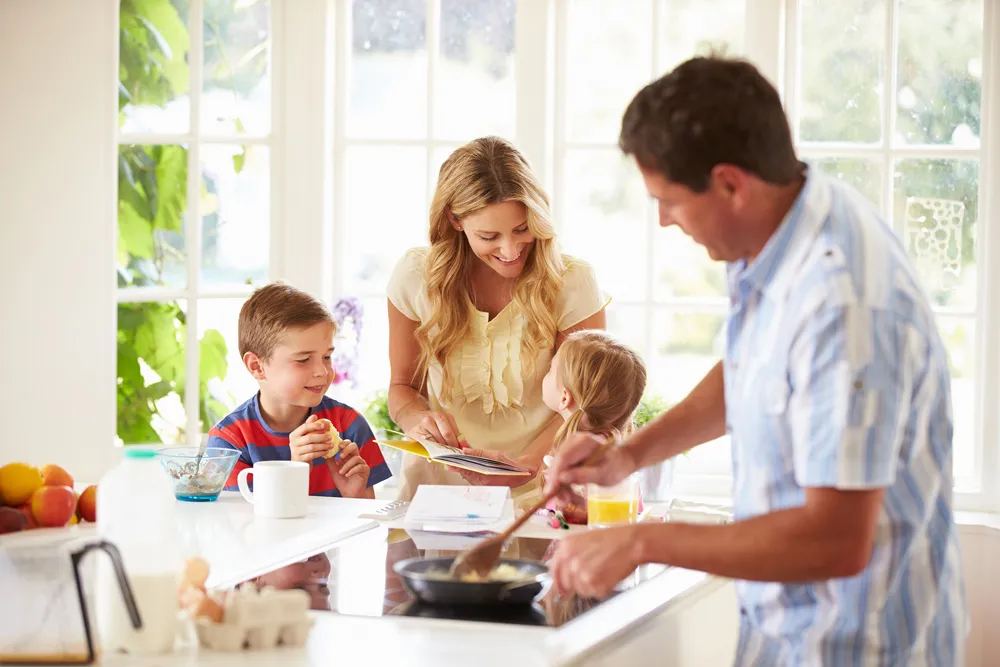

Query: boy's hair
left=238, top=283, right=335, bottom=360
left=619, top=55, right=800, bottom=192
left=551, top=330, right=647, bottom=451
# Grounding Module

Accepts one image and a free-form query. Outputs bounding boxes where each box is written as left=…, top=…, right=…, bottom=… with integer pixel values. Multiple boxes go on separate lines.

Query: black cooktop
left=238, top=526, right=667, bottom=627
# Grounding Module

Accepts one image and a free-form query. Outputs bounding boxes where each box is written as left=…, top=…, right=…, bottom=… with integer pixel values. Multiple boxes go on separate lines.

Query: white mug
left=237, top=461, right=309, bottom=518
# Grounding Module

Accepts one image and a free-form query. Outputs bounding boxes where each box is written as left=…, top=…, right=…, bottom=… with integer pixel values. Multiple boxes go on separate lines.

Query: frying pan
left=393, top=556, right=550, bottom=605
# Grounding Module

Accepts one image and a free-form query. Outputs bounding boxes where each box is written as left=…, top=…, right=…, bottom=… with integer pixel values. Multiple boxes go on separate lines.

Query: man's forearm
left=628, top=360, right=726, bottom=469
left=633, top=506, right=871, bottom=582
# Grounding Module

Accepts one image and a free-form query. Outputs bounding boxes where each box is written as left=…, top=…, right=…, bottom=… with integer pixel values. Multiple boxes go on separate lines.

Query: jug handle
left=68, top=539, right=143, bottom=664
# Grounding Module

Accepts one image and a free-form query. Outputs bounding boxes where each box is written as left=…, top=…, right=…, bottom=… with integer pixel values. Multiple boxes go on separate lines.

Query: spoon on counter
left=448, top=439, right=616, bottom=581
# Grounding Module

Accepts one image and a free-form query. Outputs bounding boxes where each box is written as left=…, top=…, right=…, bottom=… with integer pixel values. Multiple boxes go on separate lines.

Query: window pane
left=797, top=0, right=885, bottom=143
left=431, top=144, right=463, bottom=200
left=118, top=144, right=188, bottom=289
left=808, top=157, right=882, bottom=209
left=937, top=316, right=976, bottom=487
left=350, top=0, right=428, bottom=139
left=343, top=147, right=428, bottom=294
left=653, top=227, right=727, bottom=300
left=895, top=0, right=982, bottom=146
left=565, top=0, right=653, bottom=144
left=356, top=297, right=391, bottom=395
left=201, top=144, right=270, bottom=286
left=659, top=0, right=745, bottom=71
left=560, top=150, right=649, bottom=301
left=202, top=0, right=272, bottom=135
left=893, top=158, right=978, bottom=310
left=606, top=305, right=648, bottom=362
left=197, top=298, right=251, bottom=432
left=119, top=0, right=190, bottom=133
left=651, top=310, right=730, bottom=475
left=435, top=0, right=516, bottom=140
left=117, top=300, right=188, bottom=445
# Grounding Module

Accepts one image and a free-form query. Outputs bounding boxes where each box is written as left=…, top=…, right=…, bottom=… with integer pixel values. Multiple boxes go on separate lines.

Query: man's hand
left=289, top=414, right=336, bottom=463
left=326, top=441, right=371, bottom=498
left=549, top=525, right=644, bottom=599
left=543, top=432, right=638, bottom=502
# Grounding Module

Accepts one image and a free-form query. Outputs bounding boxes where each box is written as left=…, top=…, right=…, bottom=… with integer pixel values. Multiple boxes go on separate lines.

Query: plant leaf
left=199, top=329, right=229, bottom=382
left=119, top=201, right=155, bottom=260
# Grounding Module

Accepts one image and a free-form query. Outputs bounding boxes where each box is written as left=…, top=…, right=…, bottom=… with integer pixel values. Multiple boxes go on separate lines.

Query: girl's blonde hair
left=551, top=331, right=647, bottom=451
left=416, top=136, right=564, bottom=401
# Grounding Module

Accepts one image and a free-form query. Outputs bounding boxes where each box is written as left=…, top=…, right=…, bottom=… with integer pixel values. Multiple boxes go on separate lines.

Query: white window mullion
left=744, top=0, right=786, bottom=94
left=974, top=0, right=1000, bottom=511
left=515, top=0, right=557, bottom=194
left=883, top=0, right=899, bottom=228
left=425, top=0, right=440, bottom=203
left=184, top=0, right=205, bottom=448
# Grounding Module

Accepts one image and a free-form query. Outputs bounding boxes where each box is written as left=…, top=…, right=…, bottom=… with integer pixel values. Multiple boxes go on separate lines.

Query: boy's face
left=246, top=322, right=336, bottom=408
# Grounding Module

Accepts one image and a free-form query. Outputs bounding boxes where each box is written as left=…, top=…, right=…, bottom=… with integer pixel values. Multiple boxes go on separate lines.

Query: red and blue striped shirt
left=208, top=393, right=391, bottom=497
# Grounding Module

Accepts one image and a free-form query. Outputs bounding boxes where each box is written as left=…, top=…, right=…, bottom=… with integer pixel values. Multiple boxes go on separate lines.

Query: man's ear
left=711, top=164, right=749, bottom=209
left=244, top=351, right=266, bottom=380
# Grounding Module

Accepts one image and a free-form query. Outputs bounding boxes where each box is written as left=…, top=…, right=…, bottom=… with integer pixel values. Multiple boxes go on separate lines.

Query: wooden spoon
left=448, top=439, right=616, bottom=580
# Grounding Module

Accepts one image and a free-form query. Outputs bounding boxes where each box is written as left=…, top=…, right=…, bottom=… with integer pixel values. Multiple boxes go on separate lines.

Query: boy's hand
left=326, top=441, right=371, bottom=498
left=289, top=414, right=335, bottom=463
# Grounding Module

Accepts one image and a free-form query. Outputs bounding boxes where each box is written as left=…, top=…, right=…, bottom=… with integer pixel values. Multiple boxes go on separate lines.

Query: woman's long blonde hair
left=551, top=331, right=647, bottom=451
left=416, top=136, right=564, bottom=401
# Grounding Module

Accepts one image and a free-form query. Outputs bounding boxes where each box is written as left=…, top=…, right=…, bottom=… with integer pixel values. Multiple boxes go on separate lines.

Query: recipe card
left=404, top=485, right=511, bottom=532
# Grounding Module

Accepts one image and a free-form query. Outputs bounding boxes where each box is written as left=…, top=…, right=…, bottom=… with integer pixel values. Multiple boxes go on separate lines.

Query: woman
left=387, top=136, right=607, bottom=503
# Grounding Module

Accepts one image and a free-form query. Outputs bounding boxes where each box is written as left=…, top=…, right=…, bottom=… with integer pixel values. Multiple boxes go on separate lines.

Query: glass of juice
left=586, top=475, right=640, bottom=528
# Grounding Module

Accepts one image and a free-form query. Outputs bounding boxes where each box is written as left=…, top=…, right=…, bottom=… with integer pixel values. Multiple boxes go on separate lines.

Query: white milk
left=95, top=569, right=179, bottom=655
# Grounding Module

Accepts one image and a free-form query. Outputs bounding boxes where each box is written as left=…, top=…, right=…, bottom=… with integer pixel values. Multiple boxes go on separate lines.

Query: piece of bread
left=316, top=419, right=345, bottom=459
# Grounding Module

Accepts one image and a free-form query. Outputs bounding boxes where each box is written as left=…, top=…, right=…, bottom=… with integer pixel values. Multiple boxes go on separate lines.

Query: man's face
left=637, top=161, right=747, bottom=263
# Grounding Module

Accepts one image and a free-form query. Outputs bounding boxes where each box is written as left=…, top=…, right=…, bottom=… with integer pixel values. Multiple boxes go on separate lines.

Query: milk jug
left=95, top=447, right=180, bottom=655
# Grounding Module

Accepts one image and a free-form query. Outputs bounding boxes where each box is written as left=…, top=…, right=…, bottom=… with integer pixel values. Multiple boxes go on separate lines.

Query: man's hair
left=619, top=55, right=801, bottom=192
left=238, top=283, right=334, bottom=359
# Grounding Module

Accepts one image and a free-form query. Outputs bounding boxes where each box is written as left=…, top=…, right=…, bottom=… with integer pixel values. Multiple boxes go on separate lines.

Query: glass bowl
left=156, top=447, right=241, bottom=502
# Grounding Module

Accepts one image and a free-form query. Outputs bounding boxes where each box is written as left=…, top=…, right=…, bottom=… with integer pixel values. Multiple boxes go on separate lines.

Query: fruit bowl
left=156, top=448, right=241, bottom=502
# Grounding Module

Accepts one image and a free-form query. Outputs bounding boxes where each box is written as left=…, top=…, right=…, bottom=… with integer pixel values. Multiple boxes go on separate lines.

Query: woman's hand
left=446, top=448, right=539, bottom=488
left=397, top=409, right=463, bottom=448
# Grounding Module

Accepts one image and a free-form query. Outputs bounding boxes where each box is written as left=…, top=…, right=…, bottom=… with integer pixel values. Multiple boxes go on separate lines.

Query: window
left=783, top=0, right=994, bottom=505
left=116, top=0, right=273, bottom=445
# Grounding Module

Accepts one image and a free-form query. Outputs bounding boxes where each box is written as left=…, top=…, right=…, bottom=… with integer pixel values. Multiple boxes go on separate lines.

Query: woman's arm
left=387, top=300, right=461, bottom=446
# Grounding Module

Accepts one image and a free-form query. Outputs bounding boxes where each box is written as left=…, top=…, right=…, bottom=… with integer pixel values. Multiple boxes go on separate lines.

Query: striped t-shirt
left=725, top=166, right=967, bottom=665
left=208, top=393, right=391, bottom=497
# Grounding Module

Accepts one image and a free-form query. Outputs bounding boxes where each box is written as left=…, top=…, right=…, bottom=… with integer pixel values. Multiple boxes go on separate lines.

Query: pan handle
left=497, top=578, right=542, bottom=601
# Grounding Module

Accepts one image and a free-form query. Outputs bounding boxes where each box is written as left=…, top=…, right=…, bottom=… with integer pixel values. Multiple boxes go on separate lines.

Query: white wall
left=0, top=1, right=121, bottom=482
left=959, top=524, right=1000, bottom=666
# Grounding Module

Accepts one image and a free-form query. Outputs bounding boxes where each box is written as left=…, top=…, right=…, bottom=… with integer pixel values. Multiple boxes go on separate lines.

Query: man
left=546, top=56, right=968, bottom=666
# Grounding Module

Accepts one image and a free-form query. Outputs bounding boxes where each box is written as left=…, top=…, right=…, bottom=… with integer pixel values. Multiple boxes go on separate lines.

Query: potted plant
left=363, top=390, right=404, bottom=480
left=631, top=394, right=678, bottom=503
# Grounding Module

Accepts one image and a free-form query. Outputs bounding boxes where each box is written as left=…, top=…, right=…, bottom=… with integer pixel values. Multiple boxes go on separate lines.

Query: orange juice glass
left=587, top=476, right=640, bottom=528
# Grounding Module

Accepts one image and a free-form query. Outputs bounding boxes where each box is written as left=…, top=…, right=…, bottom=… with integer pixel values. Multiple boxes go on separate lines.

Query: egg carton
left=192, top=583, right=314, bottom=652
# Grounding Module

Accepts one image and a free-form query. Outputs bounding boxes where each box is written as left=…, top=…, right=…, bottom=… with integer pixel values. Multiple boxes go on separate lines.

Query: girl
left=539, top=330, right=647, bottom=524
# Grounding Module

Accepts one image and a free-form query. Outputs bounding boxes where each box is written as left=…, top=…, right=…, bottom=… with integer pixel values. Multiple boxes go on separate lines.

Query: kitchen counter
left=4, top=493, right=738, bottom=666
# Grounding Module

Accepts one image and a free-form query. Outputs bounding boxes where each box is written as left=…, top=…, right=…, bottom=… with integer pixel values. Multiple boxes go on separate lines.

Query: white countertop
left=4, top=492, right=721, bottom=666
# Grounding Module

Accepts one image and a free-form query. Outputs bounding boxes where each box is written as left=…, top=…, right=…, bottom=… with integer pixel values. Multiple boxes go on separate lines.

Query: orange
left=0, top=462, right=44, bottom=506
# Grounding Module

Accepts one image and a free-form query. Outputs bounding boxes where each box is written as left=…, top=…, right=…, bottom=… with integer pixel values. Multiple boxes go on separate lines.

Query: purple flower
left=330, top=297, right=364, bottom=387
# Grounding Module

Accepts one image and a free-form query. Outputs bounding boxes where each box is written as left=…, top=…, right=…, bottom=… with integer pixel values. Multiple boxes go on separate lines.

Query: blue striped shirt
left=725, top=167, right=968, bottom=665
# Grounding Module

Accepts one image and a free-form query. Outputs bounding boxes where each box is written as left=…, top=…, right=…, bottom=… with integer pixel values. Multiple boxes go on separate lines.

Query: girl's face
left=454, top=200, right=536, bottom=279
left=542, top=350, right=571, bottom=413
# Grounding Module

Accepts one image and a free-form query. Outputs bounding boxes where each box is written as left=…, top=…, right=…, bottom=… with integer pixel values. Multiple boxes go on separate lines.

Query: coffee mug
left=237, top=461, right=309, bottom=518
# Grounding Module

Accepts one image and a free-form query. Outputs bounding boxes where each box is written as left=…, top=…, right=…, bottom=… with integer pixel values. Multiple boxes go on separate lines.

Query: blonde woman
left=387, top=136, right=607, bottom=502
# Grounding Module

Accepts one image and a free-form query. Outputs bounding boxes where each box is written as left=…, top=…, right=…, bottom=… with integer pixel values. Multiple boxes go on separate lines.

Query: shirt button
left=481, top=362, right=490, bottom=373
left=482, top=337, right=490, bottom=348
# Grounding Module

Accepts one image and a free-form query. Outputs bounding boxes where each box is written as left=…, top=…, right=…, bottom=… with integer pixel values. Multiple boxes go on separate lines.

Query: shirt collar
left=732, top=163, right=830, bottom=299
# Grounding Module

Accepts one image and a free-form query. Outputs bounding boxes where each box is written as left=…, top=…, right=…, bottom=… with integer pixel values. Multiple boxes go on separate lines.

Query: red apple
left=39, top=464, right=74, bottom=488
left=31, top=485, right=77, bottom=528
left=76, top=484, right=97, bottom=523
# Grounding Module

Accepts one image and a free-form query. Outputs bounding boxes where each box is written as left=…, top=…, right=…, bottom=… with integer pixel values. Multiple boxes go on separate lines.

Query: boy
left=209, top=283, right=391, bottom=499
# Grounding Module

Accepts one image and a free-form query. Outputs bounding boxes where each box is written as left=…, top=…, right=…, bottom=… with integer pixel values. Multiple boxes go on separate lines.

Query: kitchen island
left=35, top=493, right=739, bottom=666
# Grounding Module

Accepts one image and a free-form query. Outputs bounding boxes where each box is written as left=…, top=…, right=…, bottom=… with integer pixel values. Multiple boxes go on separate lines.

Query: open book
left=376, top=432, right=532, bottom=476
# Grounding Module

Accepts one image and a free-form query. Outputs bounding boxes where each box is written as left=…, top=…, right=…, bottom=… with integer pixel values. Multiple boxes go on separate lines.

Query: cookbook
left=375, top=433, right=532, bottom=476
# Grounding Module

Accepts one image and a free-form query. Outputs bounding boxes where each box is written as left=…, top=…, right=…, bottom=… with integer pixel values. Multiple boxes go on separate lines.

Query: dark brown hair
left=238, top=283, right=334, bottom=359
left=619, top=55, right=800, bottom=192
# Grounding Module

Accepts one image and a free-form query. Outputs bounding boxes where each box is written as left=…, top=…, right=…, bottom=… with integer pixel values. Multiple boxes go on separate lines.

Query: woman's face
left=455, top=200, right=536, bottom=279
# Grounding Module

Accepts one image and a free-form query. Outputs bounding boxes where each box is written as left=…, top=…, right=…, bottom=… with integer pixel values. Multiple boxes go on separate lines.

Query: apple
left=77, top=484, right=97, bottom=523
left=16, top=502, right=38, bottom=529
left=31, top=485, right=77, bottom=528
left=39, top=464, right=74, bottom=488
left=0, top=506, right=27, bottom=534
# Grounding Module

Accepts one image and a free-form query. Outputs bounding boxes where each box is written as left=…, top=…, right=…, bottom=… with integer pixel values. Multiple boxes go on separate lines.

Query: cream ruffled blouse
left=387, top=247, right=606, bottom=503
